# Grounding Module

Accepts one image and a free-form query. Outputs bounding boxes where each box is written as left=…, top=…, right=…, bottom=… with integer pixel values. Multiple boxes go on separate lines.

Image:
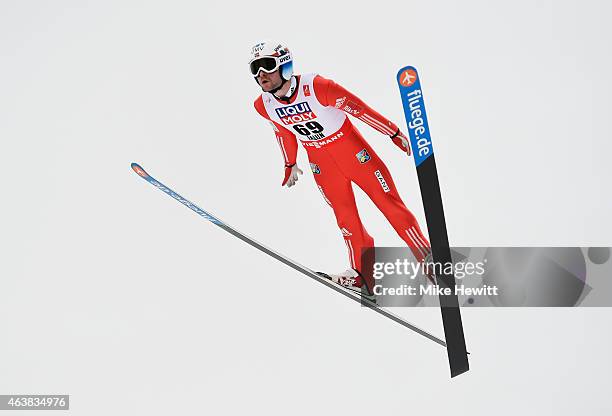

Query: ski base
left=131, top=163, right=451, bottom=353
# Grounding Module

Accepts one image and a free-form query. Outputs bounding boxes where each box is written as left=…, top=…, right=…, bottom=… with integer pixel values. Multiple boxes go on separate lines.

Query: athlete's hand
left=391, top=129, right=411, bottom=156
left=282, top=164, right=303, bottom=187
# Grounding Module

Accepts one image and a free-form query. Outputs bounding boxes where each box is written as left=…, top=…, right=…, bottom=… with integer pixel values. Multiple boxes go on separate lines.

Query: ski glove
left=282, top=163, right=303, bottom=187
left=390, top=129, right=411, bottom=156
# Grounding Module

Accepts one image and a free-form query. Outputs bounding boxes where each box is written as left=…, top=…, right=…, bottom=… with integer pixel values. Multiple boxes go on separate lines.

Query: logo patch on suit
left=310, top=163, right=321, bottom=174
left=374, top=170, right=391, bottom=193
left=303, top=84, right=311, bottom=96
left=356, top=149, right=371, bottom=164
left=274, top=102, right=316, bottom=125
left=342, top=100, right=363, bottom=116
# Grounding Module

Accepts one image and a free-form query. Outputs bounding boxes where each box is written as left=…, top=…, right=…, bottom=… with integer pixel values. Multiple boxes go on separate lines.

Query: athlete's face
left=256, top=69, right=283, bottom=92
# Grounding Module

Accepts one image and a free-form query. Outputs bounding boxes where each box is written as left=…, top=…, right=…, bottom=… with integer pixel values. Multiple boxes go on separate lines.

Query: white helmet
left=248, top=41, right=294, bottom=81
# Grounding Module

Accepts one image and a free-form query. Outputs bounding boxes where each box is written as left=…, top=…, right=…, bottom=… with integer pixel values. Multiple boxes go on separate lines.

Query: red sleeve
left=254, top=96, right=299, bottom=166
left=312, top=75, right=398, bottom=136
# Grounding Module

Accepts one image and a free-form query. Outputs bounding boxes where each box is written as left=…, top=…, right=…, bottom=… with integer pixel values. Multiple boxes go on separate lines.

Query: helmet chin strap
left=268, top=77, right=288, bottom=95
left=254, top=74, right=287, bottom=95
left=255, top=73, right=296, bottom=100
left=272, top=76, right=297, bottom=102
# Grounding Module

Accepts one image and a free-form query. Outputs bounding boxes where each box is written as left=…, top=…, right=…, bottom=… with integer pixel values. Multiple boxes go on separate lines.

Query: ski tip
left=131, top=163, right=149, bottom=178
left=396, top=66, right=419, bottom=88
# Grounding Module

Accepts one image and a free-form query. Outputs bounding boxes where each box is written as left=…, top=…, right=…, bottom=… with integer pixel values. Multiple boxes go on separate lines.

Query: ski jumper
left=254, top=73, right=431, bottom=273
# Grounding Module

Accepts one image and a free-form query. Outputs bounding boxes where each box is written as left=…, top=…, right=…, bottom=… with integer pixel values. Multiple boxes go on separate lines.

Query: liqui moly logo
left=275, top=102, right=317, bottom=125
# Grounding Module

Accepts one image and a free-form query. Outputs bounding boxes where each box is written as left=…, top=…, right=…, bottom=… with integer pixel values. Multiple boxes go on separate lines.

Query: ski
left=396, top=67, right=470, bottom=377
left=131, top=163, right=447, bottom=348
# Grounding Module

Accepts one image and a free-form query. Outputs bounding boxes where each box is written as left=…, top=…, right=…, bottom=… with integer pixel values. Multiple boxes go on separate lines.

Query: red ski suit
left=254, top=74, right=431, bottom=274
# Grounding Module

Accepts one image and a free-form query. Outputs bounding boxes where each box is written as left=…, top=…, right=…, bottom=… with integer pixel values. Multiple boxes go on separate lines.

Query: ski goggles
left=249, top=57, right=280, bottom=76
